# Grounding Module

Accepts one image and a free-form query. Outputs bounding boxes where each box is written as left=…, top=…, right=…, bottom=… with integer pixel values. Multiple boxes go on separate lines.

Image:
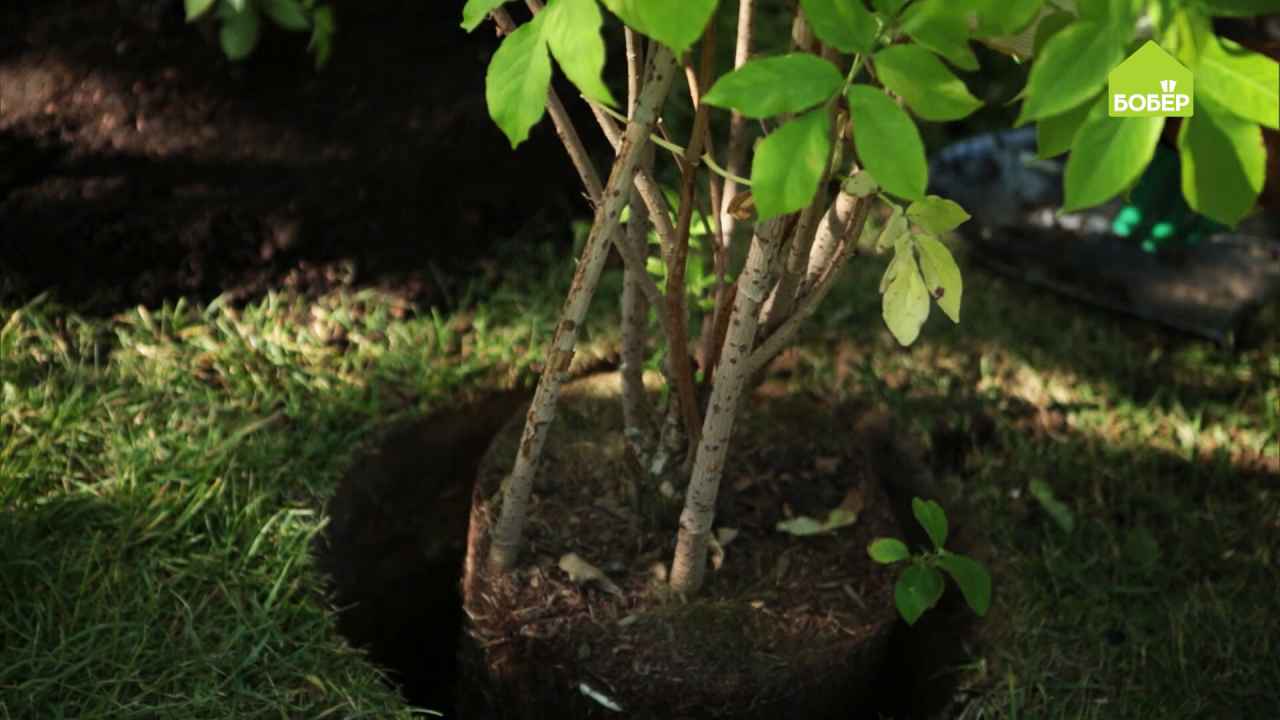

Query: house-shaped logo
left=1109, top=41, right=1194, bottom=118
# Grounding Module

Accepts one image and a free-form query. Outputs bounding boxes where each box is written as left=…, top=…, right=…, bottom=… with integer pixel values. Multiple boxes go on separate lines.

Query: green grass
left=1, top=233, right=1277, bottom=718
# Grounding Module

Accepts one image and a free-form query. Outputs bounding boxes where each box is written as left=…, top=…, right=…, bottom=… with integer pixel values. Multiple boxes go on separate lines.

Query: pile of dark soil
left=458, top=374, right=907, bottom=719
left=0, top=0, right=590, bottom=314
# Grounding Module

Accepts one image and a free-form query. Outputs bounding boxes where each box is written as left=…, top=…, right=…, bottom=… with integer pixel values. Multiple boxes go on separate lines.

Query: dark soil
left=0, top=0, right=592, bottom=314
left=459, top=374, right=910, bottom=719
left=317, top=378, right=986, bottom=718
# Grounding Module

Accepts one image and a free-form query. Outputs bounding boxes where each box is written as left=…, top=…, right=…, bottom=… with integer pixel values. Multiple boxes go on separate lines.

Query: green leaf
left=1036, top=95, right=1095, bottom=159
left=937, top=552, right=992, bottom=616
left=308, top=5, right=335, bottom=68
left=906, top=195, right=970, bottom=234
left=1029, top=478, right=1075, bottom=533
left=882, top=239, right=930, bottom=346
left=1177, top=95, right=1267, bottom=227
left=227, top=0, right=246, bottom=12
left=900, top=0, right=978, bottom=71
left=800, top=0, right=878, bottom=54
left=185, top=0, right=217, bottom=21
left=1032, top=11, right=1074, bottom=56
left=1015, top=21, right=1125, bottom=125
left=261, top=0, right=310, bottom=31
left=1063, top=97, right=1164, bottom=212
left=875, top=206, right=908, bottom=256
left=1198, top=36, right=1280, bottom=130
left=462, top=0, right=510, bottom=31
left=895, top=563, right=945, bottom=625
left=844, top=170, right=878, bottom=198
left=703, top=54, right=843, bottom=119
left=219, top=4, right=261, bottom=61
left=971, top=0, right=1044, bottom=37
left=751, top=108, right=832, bottom=220
left=485, top=12, right=552, bottom=148
left=1163, top=7, right=1213, bottom=68
left=545, top=0, right=616, bottom=105
left=913, top=232, right=963, bottom=323
left=600, top=0, right=718, bottom=56
left=848, top=85, right=928, bottom=201
left=776, top=507, right=860, bottom=536
left=874, top=45, right=982, bottom=121
left=912, top=497, right=948, bottom=549
left=868, top=537, right=911, bottom=564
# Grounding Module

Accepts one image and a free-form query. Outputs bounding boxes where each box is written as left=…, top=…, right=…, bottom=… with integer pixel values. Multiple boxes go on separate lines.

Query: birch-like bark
left=489, top=7, right=660, bottom=309
left=487, top=46, right=679, bottom=572
left=669, top=217, right=786, bottom=593
left=620, top=190, right=652, bottom=449
left=620, top=28, right=653, bottom=456
left=749, top=190, right=870, bottom=380
left=717, top=0, right=755, bottom=246
left=759, top=183, right=828, bottom=332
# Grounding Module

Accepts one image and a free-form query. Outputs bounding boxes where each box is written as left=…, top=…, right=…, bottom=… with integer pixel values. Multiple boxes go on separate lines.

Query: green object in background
left=1110, top=144, right=1227, bottom=254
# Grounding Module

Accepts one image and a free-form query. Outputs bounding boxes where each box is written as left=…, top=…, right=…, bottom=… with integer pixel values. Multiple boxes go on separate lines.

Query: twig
left=665, top=27, right=718, bottom=455
left=488, top=45, right=681, bottom=572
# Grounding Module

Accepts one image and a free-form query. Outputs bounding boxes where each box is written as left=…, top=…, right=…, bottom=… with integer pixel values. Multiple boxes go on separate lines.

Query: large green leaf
left=912, top=497, right=948, bottom=549
left=1032, top=11, right=1074, bottom=55
left=600, top=0, right=718, bottom=55
left=261, top=0, right=310, bottom=31
left=184, top=0, right=216, bottom=21
left=1178, top=95, right=1267, bottom=227
left=913, top=232, right=963, bottom=323
left=751, top=108, right=832, bottom=220
left=485, top=12, right=552, bottom=148
left=874, top=45, right=981, bottom=121
left=1199, top=37, right=1280, bottom=130
left=848, top=85, right=928, bottom=201
left=970, top=0, right=1044, bottom=36
left=936, top=552, right=992, bottom=616
left=1063, top=98, right=1164, bottom=212
left=868, top=538, right=911, bottom=564
left=703, top=54, right=843, bottom=119
left=895, top=563, right=945, bottom=625
left=900, top=0, right=978, bottom=71
left=461, top=0, right=510, bottom=31
left=1015, top=21, right=1125, bottom=125
left=218, top=3, right=261, bottom=61
left=545, top=0, right=616, bottom=105
left=1036, top=95, right=1096, bottom=159
left=882, top=237, right=931, bottom=346
left=906, top=195, right=970, bottom=234
left=799, top=0, right=878, bottom=54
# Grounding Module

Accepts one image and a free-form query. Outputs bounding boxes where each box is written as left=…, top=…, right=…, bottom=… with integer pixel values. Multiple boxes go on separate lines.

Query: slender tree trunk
left=621, top=176, right=654, bottom=454
left=669, top=217, right=786, bottom=593
left=487, top=46, right=679, bottom=572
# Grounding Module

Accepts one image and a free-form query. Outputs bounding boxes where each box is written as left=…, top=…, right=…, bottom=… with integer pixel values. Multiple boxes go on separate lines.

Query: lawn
left=1, top=235, right=1277, bottom=718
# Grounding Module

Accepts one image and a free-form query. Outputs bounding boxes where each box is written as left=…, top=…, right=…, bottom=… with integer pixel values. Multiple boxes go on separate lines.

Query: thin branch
left=487, top=45, right=681, bottom=572
left=746, top=190, right=871, bottom=380
left=665, top=27, right=718, bottom=455
left=489, top=6, right=662, bottom=308
left=590, top=102, right=750, bottom=186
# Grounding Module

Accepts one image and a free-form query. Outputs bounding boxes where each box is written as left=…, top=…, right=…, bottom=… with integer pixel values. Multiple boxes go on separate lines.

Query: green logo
left=1109, top=41, right=1194, bottom=118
